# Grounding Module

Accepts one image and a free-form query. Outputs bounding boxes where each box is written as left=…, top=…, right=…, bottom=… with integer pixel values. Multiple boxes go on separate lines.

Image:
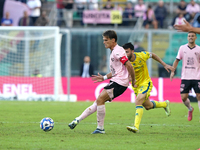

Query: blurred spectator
left=154, top=0, right=167, bottom=28
left=143, top=5, right=158, bottom=29
left=80, top=56, right=94, bottom=78
left=177, top=0, right=188, bottom=16
left=114, top=2, right=123, bottom=13
left=75, top=0, right=87, bottom=25
left=35, top=11, right=49, bottom=26
left=123, top=2, right=134, bottom=26
left=40, top=0, right=47, bottom=6
left=63, top=0, right=74, bottom=27
left=174, top=13, right=186, bottom=25
left=114, top=2, right=123, bottom=25
left=18, top=11, right=33, bottom=26
left=186, top=0, right=200, bottom=22
left=134, top=0, right=146, bottom=18
left=56, top=0, right=65, bottom=26
left=27, top=0, right=41, bottom=25
left=0, top=0, right=5, bottom=22
left=31, top=69, right=42, bottom=77
left=1, top=12, right=13, bottom=26
left=169, top=0, right=188, bottom=29
left=103, top=0, right=114, bottom=10
left=15, top=0, right=27, bottom=3
left=192, top=12, right=200, bottom=27
left=88, top=0, right=98, bottom=10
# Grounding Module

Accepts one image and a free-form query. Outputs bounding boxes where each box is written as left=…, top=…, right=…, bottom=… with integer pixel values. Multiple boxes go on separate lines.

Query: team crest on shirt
left=187, top=57, right=194, bottom=65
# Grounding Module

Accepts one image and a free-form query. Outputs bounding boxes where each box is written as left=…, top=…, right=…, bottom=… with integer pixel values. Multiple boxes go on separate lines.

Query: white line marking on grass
left=0, top=122, right=196, bottom=127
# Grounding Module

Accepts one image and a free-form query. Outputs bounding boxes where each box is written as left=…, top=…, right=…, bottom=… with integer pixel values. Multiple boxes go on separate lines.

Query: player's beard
left=189, top=40, right=194, bottom=45
left=128, top=54, right=132, bottom=60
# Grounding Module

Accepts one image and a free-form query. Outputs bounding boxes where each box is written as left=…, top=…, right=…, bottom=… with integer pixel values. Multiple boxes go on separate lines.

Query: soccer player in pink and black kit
left=68, top=30, right=136, bottom=134
left=170, top=31, right=200, bottom=121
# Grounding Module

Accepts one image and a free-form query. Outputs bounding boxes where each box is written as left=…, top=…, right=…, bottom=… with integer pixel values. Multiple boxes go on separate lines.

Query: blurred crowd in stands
left=1, top=0, right=200, bottom=29
left=1, top=0, right=48, bottom=26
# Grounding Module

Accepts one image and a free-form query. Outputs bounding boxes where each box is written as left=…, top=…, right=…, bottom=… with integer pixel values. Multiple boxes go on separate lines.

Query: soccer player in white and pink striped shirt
left=170, top=31, right=200, bottom=121
left=68, top=30, right=136, bottom=134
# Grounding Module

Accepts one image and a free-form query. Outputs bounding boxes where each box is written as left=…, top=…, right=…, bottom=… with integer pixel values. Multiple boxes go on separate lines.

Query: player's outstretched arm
left=152, top=53, right=175, bottom=73
left=125, top=61, right=136, bottom=87
left=174, top=20, right=200, bottom=34
left=170, top=59, right=179, bottom=81
left=92, top=72, right=112, bottom=83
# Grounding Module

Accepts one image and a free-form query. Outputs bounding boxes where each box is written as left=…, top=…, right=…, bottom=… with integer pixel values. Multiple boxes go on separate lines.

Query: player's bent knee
left=96, top=98, right=105, bottom=105
left=144, top=105, right=152, bottom=110
left=144, top=107, right=150, bottom=110
left=96, top=96, right=109, bottom=105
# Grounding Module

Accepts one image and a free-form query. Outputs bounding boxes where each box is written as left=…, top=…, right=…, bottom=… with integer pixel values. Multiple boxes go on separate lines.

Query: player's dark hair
left=188, top=31, right=196, bottom=35
left=122, top=42, right=134, bottom=50
left=103, top=30, right=117, bottom=42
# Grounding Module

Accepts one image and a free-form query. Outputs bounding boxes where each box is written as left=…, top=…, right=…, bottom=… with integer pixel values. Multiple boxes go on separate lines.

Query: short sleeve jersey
left=176, top=44, right=200, bottom=80
left=27, top=0, right=41, bottom=17
left=1, top=18, right=13, bottom=25
left=130, top=51, right=151, bottom=85
left=110, top=44, right=129, bottom=87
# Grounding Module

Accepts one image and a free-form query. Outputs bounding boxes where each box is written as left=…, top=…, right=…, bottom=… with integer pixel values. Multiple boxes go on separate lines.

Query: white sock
left=97, top=105, right=105, bottom=130
left=76, top=101, right=97, bottom=122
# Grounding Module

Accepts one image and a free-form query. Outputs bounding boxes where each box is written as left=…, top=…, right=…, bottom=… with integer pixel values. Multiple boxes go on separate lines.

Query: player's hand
left=164, top=64, right=175, bottom=73
left=91, top=73, right=104, bottom=83
left=170, top=72, right=175, bottom=81
left=132, top=80, right=137, bottom=88
left=174, top=20, right=192, bottom=32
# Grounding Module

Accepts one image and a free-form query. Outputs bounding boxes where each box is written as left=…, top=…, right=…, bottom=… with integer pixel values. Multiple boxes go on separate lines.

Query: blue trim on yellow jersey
left=151, top=101, right=156, bottom=108
left=143, top=51, right=146, bottom=54
left=136, top=106, right=143, bottom=109
left=142, top=82, right=150, bottom=94
left=134, top=53, right=136, bottom=61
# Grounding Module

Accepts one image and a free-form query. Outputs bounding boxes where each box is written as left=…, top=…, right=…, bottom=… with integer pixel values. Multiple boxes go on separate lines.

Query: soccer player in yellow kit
left=122, top=42, right=175, bottom=133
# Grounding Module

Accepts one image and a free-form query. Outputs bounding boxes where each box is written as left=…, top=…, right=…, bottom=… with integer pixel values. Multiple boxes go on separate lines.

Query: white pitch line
left=0, top=121, right=197, bottom=127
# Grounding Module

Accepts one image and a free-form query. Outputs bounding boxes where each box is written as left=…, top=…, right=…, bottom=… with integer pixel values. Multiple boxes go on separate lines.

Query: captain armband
left=120, top=56, right=128, bottom=65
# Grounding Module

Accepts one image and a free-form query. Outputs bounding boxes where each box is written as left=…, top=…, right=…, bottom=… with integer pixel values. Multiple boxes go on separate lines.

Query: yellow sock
left=151, top=101, right=167, bottom=108
left=134, top=105, right=143, bottom=129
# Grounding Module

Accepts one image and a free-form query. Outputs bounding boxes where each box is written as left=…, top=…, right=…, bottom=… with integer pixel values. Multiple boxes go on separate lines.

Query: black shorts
left=180, top=80, right=200, bottom=93
left=143, top=19, right=153, bottom=26
left=104, top=81, right=127, bottom=100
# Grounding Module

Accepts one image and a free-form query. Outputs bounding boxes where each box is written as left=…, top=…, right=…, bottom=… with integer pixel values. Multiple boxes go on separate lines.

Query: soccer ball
left=40, top=117, right=54, bottom=131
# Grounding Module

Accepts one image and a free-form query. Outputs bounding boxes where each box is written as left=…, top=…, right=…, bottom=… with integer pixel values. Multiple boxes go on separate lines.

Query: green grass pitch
left=0, top=101, right=200, bottom=150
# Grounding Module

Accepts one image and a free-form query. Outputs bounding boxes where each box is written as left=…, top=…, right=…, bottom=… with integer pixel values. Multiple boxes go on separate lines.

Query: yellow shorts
left=132, top=81, right=153, bottom=101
